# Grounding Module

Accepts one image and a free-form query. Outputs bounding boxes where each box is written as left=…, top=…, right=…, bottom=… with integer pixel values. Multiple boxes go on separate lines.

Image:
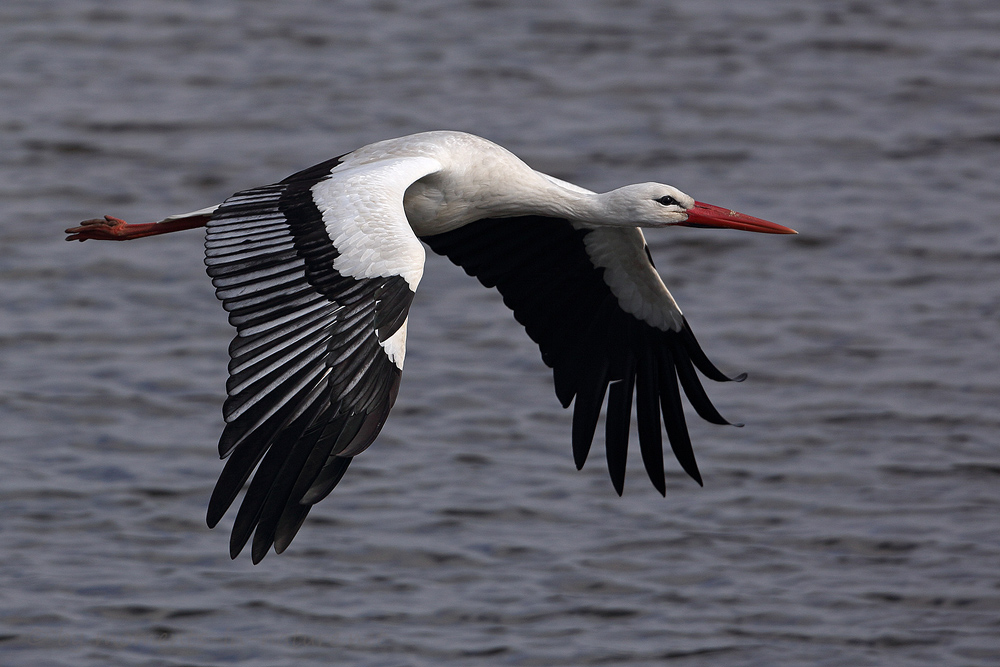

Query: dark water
left=2, top=1, right=999, bottom=665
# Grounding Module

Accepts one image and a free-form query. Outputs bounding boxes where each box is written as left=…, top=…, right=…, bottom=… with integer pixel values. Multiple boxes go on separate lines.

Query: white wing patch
left=380, top=318, right=408, bottom=367
left=537, top=170, right=683, bottom=332
left=308, top=155, right=441, bottom=367
left=583, top=227, right=684, bottom=332
left=311, top=157, right=441, bottom=290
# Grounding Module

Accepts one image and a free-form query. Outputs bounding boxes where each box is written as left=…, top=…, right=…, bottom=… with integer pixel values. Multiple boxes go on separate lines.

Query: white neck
left=404, top=168, right=631, bottom=236
left=390, top=131, right=666, bottom=235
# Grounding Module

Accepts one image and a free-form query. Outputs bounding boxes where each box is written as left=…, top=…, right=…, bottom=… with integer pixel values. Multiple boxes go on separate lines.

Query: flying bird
left=66, top=131, right=795, bottom=562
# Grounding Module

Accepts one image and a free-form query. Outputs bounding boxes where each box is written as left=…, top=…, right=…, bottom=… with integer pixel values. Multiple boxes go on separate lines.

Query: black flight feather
left=423, top=216, right=740, bottom=493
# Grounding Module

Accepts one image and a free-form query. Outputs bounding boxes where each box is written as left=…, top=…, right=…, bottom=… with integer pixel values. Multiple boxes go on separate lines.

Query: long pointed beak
left=681, top=201, right=797, bottom=234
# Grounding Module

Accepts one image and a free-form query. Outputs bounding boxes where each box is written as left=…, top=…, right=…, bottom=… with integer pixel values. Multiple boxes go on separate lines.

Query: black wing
left=421, top=217, right=743, bottom=496
left=203, top=158, right=415, bottom=563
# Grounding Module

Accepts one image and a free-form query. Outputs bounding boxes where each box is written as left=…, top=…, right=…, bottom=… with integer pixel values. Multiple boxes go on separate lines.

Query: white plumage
left=66, top=130, right=795, bottom=562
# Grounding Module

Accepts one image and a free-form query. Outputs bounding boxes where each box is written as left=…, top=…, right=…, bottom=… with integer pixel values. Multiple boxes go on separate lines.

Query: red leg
left=65, top=214, right=210, bottom=242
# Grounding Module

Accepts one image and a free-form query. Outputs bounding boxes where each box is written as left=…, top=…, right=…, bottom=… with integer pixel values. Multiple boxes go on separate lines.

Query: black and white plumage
left=66, top=131, right=795, bottom=562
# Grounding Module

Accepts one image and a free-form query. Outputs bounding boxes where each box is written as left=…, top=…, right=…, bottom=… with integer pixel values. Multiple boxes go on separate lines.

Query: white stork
left=66, top=131, right=795, bottom=562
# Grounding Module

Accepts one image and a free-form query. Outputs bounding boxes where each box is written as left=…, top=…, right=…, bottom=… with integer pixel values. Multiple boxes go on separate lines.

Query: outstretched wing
left=421, top=217, right=744, bottom=496
left=204, top=154, right=440, bottom=562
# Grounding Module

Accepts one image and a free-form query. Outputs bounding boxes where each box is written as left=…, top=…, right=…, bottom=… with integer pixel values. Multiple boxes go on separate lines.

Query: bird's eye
left=656, top=195, right=680, bottom=207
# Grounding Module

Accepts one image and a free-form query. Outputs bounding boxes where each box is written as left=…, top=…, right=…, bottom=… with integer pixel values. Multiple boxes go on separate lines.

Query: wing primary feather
left=272, top=504, right=312, bottom=554
left=205, top=222, right=289, bottom=243
left=229, top=397, right=323, bottom=560
left=271, top=419, right=349, bottom=551
left=211, top=264, right=304, bottom=294
left=552, top=361, right=578, bottom=408
left=227, top=292, right=327, bottom=328
left=223, top=342, right=329, bottom=419
left=635, top=338, right=666, bottom=496
left=214, top=275, right=310, bottom=303
left=325, top=322, right=376, bottom=368
left=226, top=333, right=329, bottom=398
left=250, top=407, right=331, bottom=563
left=218, top=360, right=330, bottom=457
left=571, top=354, right=610, bottom=470
left=673, top=346, right=741, bottom=426
left=678, top=319, right=746, bottom=383
left=604, top=355, right=635, bottom=496
left=658, top=347, right=703, bottom=486
left=205, top=245, right=298, bottom=271
left=207, top=370, right=331, bottom=526
left=328, top=341, right=379, bottom=400
left=229, top=298, right=335, bottom=348
left=298, top=456, right=352, bottom=507
left=206, top=253, right=301, bottom=283
left=219, top=282, right=311, bottom=316
left=228, top=302, right=335, bottom=358
left=334, top=405, right=390, bottom=457
left=205, top=233, right=294, bottom=259
left=232, top=290, right=332, bottom=338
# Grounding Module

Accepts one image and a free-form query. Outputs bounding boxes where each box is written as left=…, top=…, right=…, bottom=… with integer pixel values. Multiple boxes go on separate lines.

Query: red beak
left=681, top=201, right=797, bottom=234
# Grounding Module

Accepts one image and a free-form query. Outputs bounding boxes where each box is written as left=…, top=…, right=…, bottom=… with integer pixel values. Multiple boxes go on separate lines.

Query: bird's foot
left=65, top=215, right=141, bottom=242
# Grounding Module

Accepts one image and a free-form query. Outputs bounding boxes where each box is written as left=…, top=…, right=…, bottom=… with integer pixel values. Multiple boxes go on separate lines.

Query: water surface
left=1, top=1, right=998, bottom=665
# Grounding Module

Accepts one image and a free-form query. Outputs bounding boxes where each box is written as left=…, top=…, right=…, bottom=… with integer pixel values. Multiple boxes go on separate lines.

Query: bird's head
left=602, top=182, right=797, bottom=234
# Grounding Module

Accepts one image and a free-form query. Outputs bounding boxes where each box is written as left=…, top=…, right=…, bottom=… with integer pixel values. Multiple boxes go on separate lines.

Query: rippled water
left=2, top=0, right=999, bottom=665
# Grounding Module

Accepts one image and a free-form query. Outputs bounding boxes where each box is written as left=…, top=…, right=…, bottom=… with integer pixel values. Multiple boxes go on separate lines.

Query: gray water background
left=2, top=1, right=999, bottom=665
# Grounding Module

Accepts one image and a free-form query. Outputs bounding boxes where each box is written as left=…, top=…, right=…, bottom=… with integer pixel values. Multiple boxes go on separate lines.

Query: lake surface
left=1, top=0, right=998, bottom=665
